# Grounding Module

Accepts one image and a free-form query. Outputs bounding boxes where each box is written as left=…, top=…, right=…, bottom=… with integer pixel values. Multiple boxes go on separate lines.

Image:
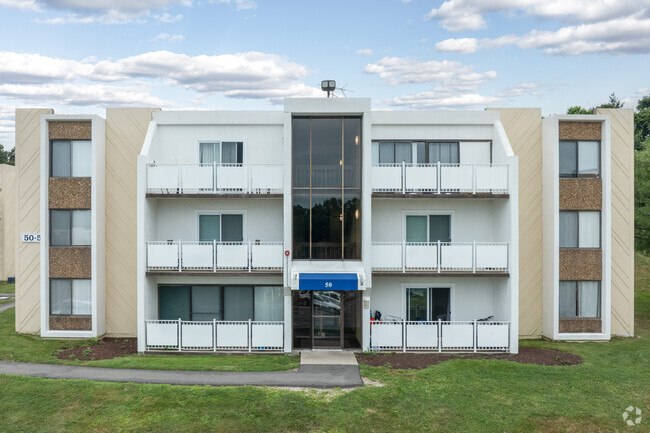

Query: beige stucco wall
left=0, top=164, right=16, bottom=281
left=488, top=108, right=544, bottom=338
left=596, top=108, right=635, bottom=336
left=104, top=108, right=159, bottom=337
left=15, top=108, right=53, bottom=333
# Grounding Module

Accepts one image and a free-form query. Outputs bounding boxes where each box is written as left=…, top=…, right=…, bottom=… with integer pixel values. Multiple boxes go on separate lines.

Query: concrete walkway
left=0, top=352, right=363, bottom=388
left=0, top=301, right=15, bottom=313
left=300, top=351, right=358, bottom=366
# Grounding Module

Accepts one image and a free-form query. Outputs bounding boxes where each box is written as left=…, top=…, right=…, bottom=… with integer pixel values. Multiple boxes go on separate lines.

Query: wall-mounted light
left=355, top=209, right=359, bottom=219
left=355, top=135, right=359, bottom=146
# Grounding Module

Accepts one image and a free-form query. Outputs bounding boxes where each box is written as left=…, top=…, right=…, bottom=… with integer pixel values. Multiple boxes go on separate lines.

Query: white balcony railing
left=371, top=320, right=510, bottom=352
left=146, top=240, right=284, bottom=272
left=371, top=162, right=509, bottom=194
left=146, top=163, right=283, bottom=195
left=145, top=319, right=284, bottom=351
left=371, top=241, right=509, bottom=273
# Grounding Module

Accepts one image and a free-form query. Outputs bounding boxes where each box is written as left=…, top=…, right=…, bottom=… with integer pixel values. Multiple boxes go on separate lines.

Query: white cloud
left=152, top=33, right=184, bottom=42
left=364, top=57, right=497, bottom=90
left=153, top=12, right=183, bottom=22
left=38, top=0, right=190, bottom=14
left=498, top=82, right=540, bottom=97
left=426, top=0, right=650, bottom=31
left=0, top=83, right=167, bottom=106
left=435, top=13, right=650, bottom=55
left=0, top=0, right=40, bottom=11
left=385, top=90, right=501, bottom=109
left=0, top=50, right=320, bottom=104
left=435, top=38, right=479, bottom=54
left=357, top=48, right=373, bottom=56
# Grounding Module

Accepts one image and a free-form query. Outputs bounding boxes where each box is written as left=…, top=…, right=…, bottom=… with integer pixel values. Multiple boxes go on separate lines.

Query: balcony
left=371, top=241, right=509, bottom=275
left=370, top=320, right=510, bottom=352
left=146, top=240, right=284, bottom=274
left=145, top=319, right=284, bottom=351
left=146, top=163, right=283, bottom=197
left=371, top=163, right=509, bottom=196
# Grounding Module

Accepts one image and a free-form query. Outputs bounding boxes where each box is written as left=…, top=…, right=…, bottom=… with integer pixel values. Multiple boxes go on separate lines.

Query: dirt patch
left=356, top=346, right=582, bottom=369
left=57, top=338, right=137, bottom=361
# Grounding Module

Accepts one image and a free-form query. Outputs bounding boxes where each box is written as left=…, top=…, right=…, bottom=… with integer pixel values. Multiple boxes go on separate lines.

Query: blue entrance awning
left=299, top=273, right=359, bottom=291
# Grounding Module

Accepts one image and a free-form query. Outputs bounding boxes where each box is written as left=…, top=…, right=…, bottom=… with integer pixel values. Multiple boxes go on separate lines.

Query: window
left=406, top=287, right=451, bottom=321
left=51, top=140, right=91, bottom=177
left=50, top=279, right=91, bottom=315
left=292, top=117, right=361, bottom=260
left=50, top=210, right=91, bottom=246
left=559, top=141, right=600, bottom=178
left=372, top=141, right=459, bottom=164
left=559, top=211, right=600, bottom=248
left=199, top=141, right=243, bottom=164
left=158, top=285, right=283, bottom=321
left=559, top=281, right=601, bottom=318
left=198, top=214, right=243, bottom=242
left=406, top=215, right=451, bottom=243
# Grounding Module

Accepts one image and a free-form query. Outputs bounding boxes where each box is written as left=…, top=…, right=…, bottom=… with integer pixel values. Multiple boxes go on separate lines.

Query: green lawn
left=0, top=255, right=649, bottom=432
left=0, top=281, right=14, bottom=294
left=0, top=310, right=299, bottom=372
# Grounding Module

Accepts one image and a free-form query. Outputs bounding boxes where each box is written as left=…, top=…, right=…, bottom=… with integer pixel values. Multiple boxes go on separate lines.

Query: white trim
left=39, top=114, right=105, bottom=338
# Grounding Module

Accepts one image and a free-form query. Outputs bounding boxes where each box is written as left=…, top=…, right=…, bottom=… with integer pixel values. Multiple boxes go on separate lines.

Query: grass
left=0, top=281, right=14, bottom=294
left=0, top=310, right=299, bottom=372
left=0, top=255, right=649, bottom=432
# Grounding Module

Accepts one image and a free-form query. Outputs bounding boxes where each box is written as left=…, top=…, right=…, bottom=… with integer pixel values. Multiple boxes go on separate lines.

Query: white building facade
left=137, top=98, right=519, bottom=353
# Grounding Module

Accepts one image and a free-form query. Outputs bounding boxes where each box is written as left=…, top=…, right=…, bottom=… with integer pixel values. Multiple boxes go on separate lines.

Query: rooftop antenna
left=337, top=82, right=355, bottom=98
left=321, top=80, right=336, bottom=98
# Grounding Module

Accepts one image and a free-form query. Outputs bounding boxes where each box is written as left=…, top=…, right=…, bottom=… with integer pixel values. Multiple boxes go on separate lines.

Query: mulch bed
left=57, top=338, right=138, bottom=361
left=356, top=346, right=582, bottom=369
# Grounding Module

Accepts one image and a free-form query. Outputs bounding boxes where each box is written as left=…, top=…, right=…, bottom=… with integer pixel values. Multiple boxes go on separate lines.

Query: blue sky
left=0, top=0, right=649, bottom=148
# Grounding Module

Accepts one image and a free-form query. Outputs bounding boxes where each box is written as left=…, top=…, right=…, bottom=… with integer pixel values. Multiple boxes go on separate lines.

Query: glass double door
left=292, top=290, right=361, bottom=350
left=312, top=290, right=343, bottom=349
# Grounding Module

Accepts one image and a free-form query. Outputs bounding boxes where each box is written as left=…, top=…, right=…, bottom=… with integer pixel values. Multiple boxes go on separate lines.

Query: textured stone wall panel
left=559, top=249, right=602, bottom=280
left=49, top=121, right=91, bottom=140
left=48, top=177, right=91, bottom=209
left=49, top=247, right=91, bottom=279
left=559, top=179, right=602, bottom=210
left=49, top=315, right=92, bottom=331
left=559, top=121, right=602, bottom=141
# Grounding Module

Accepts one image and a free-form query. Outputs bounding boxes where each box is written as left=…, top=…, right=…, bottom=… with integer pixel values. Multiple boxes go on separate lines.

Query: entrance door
left=312, top=290, right=342, bottom=349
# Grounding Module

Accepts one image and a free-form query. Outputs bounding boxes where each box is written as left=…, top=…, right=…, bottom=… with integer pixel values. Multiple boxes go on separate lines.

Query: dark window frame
left=559, top=280, right=602, bottom=319
left=50, top=140, right=91, bottom=178
left=372, top=140, right=461, bottom=164
left=405, top=214, right=452, bottom=243
left=559, top=210, right=601, bottom=249
left=157, top=284, right=283, bottom=321
left=198, top=141, right=244, bottom=165
left=49, top=209, right=91, bottom=246
left=49, top=278, right=91, bottom=316
left=559, top=140, right=601, bottom=179
left=406, top=287, right=451, bottom=321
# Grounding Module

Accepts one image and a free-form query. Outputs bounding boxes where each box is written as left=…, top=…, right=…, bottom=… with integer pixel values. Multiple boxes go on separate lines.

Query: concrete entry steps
left=300, top=351, right=358, bottom=366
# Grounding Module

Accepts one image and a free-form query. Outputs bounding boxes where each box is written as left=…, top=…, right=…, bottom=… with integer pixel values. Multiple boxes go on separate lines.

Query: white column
left=362, top=289, right=372, bottom=351
left=283, top=287, right=292, bottom=353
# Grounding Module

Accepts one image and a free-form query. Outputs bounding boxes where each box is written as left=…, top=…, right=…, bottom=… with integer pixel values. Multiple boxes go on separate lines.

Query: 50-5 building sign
left=21, top=233, right=41, bottom=243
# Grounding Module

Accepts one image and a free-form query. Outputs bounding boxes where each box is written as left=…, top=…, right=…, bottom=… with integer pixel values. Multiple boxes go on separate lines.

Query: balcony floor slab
left=372, top=192, right=509, bottom=199
left=147, top=193, right=283, bottom=199
left=372, top=271, right=509, bottom=277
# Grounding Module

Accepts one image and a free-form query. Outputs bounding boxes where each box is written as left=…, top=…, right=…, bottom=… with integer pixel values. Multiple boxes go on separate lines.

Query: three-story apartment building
left=13, top=99, right=635, bottom=354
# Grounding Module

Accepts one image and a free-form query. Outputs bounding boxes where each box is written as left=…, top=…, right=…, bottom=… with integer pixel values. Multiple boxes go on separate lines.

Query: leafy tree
left=635, top=144, right=650, bottom=254
left=0, top=144, right=14, bottom=165
left=598, top=93, right=624, bottom=109
left=635, top=94, right=650, bottom=151
left=566, top=106, right=592, bottom=115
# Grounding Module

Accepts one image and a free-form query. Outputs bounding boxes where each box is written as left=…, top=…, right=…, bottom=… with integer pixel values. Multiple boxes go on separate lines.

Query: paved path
left=0, top=302, right=15, bottom=313
left=0, top=293, right=14, bottom=297
left=0, top=354, right=363, bottom=388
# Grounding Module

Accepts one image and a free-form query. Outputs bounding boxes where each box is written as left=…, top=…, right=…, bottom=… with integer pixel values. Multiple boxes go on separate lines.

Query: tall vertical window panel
left=559, top=211, right=600, bottom=248
left=292, top=117, right=362, bottom=260
left=50, top=279, right=91, bottom=315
